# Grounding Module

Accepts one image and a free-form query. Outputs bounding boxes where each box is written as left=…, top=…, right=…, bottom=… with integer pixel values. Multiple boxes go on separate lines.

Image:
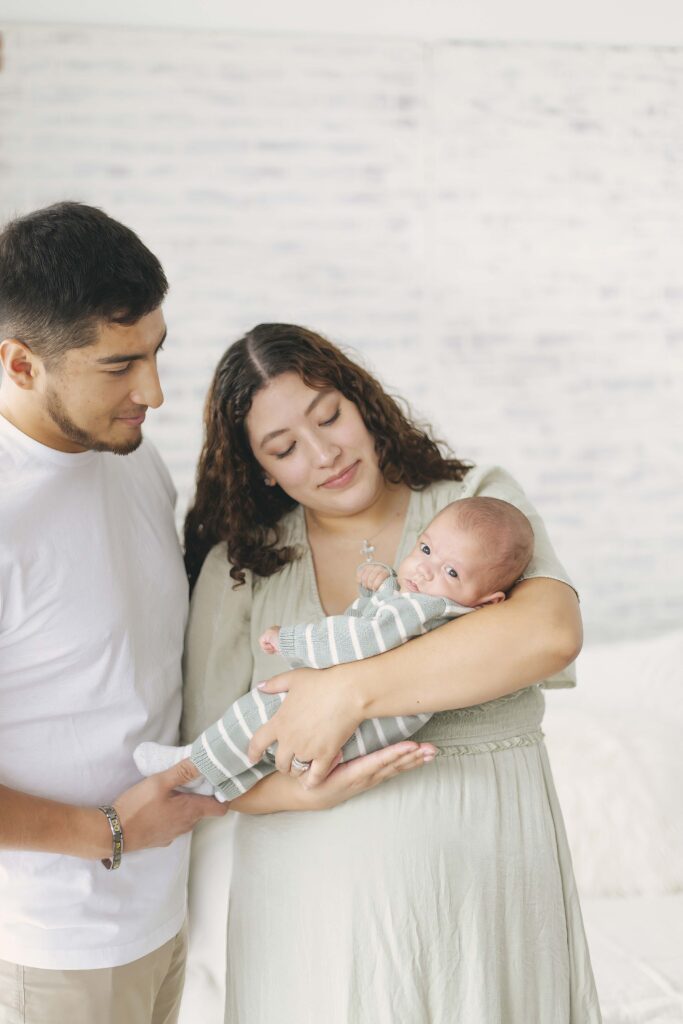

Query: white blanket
left=583, top=895, right=683, bottom=1024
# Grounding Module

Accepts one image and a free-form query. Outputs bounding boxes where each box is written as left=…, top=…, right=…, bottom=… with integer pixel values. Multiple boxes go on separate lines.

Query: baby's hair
left=438, top=497, right=534, bottom=594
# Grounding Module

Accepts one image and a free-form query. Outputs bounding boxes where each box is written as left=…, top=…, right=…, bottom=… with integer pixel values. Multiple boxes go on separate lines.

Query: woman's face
left=246, top=372, right=384, bottom=517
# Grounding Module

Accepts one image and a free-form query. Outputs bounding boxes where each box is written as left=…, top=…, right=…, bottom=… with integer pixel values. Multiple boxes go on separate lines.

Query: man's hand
left=356, top=563, right=391, bottom=592
left=259, top=625, right=281, bottom=655
left=114, top=760, right=228, bottom=852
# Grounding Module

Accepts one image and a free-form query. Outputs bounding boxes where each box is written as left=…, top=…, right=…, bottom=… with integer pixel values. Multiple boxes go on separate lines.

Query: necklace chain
left=362, top=520, right=395, bottom=561
left=360, top=508, right=404, bottom=562
left=306, top=490, right=408, bottom=562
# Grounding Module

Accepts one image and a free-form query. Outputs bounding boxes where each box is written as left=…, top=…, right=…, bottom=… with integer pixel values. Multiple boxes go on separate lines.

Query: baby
left=135, top=496, right=534, bottom=800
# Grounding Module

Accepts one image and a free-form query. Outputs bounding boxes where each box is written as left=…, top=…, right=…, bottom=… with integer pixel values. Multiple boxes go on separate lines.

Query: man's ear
left=0, top=339, right=42, bottom=390
left=478, top=590, right=506, bottom=607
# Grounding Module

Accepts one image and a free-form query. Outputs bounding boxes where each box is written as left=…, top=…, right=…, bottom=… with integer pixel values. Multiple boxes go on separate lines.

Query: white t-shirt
left=0, top=415, right=191, bottom=969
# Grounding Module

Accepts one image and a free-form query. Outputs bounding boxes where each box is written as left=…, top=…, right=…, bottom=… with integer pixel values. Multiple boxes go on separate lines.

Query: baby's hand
left=356, top=563, right=391, bottom=592
left=259, top=625, right=281, bottom=655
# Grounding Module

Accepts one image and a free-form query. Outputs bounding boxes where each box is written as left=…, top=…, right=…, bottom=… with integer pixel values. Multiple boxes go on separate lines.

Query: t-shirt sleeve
left=460, top=465, right=577, bottom=689
left=180, top=543, right=255, bottom=742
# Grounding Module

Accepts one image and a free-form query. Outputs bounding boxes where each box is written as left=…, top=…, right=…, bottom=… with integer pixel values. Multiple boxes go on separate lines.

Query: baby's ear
left=478, top=591, right=506, bottom=607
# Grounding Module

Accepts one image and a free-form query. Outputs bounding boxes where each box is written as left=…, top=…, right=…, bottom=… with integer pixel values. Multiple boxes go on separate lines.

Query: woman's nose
left=313, top=438, right=341, bottom=466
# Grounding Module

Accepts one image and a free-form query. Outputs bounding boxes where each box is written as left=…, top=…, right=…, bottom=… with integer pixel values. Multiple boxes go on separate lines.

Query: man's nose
left=131, top=363, right=164, bottom=410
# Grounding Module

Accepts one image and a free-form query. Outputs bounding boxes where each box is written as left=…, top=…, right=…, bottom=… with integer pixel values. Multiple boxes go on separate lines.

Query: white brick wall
left=1, top=25, right=682, bottom=640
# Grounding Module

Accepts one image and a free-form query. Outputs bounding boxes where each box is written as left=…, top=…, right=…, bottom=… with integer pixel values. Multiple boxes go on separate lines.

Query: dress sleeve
left=180, top=542, right=255, bottom=743
left=462, top=465, right=576, bottom=595
left=460, top=465, right=577, bottom=689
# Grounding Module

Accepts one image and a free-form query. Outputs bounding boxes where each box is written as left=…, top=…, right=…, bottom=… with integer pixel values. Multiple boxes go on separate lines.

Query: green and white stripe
left=190, top=574, right=473, bottom=801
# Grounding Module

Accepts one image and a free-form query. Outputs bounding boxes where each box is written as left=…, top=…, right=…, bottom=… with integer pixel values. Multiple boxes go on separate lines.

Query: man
left=0, top=202, right=227, bottom=1024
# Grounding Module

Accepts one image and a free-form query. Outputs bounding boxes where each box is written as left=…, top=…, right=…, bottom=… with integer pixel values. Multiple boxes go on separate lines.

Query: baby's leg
left=340, top=712, right=432, bottom=762
left=209, top=711, right=433, bottom=796
left=134, top=690, right=286, bottom=802
left=189, top=688, right=287, bottom=801
left=133, top=742, right=227, bottom=800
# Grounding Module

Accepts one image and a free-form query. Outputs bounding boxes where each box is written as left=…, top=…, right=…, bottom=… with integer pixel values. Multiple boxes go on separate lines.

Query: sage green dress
left=181, top=465, right=602, bottom=1024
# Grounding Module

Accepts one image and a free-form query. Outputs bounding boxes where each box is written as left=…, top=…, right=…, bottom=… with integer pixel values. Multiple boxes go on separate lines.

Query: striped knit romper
left=190, top=570, right=473, bottom=800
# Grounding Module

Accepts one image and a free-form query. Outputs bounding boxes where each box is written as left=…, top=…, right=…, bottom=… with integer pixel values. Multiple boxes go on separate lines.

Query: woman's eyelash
left=273, top=407, right=339, bottom=458
left=274, top=442, right=296, bottom=459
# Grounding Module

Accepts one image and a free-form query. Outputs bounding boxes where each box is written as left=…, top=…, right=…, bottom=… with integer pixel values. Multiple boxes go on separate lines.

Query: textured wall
left=1, top=25, right=682, bottom=640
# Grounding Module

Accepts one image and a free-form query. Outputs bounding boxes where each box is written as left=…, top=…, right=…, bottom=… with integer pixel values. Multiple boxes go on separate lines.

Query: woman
left=181, top=323, right=601, bottom=1023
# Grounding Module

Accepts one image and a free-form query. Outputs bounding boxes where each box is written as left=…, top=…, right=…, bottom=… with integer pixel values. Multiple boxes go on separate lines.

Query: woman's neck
left=304, top=481, right=412, bottom=614
left=304, top=482, right=411, bottom=544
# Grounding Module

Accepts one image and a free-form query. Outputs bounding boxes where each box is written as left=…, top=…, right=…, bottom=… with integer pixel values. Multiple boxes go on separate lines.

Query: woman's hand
left=231, top=741, right=438, bottom=814
left=249, top=667, right=364, bottom=787
left=296, top=741, right=437, bottom=809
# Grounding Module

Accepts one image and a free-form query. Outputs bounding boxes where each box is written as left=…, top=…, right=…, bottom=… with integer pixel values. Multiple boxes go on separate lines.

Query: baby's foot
left=134, top=741, right=223, bottom=800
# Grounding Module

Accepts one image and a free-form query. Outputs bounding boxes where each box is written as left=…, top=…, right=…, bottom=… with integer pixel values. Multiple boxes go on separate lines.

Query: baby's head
left=397, top=497, right=534, bottom=607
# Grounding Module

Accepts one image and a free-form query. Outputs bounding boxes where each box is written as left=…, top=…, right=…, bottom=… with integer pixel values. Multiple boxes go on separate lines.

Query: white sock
left=133, top=741, right=223, bottom=799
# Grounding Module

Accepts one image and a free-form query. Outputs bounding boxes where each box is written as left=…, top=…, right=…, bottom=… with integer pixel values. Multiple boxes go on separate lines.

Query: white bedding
left=582, top=895, right=683, bottom=1023
left=543, top=630, right=683, bottom=1022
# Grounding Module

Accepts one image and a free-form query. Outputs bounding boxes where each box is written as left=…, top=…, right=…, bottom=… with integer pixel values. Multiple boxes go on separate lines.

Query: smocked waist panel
left=411, top=685, right=545, bottom=748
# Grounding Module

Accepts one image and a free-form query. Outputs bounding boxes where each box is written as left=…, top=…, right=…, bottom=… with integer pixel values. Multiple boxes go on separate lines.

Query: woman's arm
left=354, top=576, right=581, bottom=716
left=250, top=577, right=582, bottom=783
left=173, top=742, right=435, bottom=816
left=227, top=741, right=436, bottom=814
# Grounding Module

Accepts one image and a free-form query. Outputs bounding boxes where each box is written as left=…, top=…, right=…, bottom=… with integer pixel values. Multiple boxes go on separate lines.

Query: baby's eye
left=420, top=543, right=430, bottom=555
left=446, top=568, right=459, bottom=579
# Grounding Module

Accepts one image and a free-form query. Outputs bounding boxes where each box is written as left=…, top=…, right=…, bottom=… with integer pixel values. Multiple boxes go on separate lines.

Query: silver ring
left=291, top=756, right=312, bottom=773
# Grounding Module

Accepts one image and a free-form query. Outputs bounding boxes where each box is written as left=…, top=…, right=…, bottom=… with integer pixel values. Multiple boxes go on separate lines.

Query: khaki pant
left=0, top=922, right=187, bottom=1024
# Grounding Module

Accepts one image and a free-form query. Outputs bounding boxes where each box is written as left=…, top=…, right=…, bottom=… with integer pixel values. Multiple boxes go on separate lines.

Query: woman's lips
left=320, top=460, right=359, bottom=488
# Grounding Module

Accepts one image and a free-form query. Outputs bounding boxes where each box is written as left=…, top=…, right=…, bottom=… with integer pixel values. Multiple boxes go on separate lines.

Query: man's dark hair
left=0, top=201, right=168, bottom=365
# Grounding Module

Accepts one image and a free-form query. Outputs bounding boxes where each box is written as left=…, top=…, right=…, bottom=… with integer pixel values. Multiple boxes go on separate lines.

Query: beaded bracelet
left=98, top=805, right=123, bottom=870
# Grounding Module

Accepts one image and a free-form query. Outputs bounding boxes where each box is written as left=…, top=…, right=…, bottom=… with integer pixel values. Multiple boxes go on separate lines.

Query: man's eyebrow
left=259, top=388, right=333, bottom=447
left=95, top=329, right=167, bottom=365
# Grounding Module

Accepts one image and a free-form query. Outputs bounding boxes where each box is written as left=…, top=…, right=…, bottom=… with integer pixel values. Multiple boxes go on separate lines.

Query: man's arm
left=0, top=762, right=227, bottom=859
left=0, top=785, right=112, bottom=859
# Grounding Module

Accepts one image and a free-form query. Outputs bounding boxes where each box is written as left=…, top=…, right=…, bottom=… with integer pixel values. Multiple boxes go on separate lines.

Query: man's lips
left=320, top=460, right=359, bottom=488
left=117, top=411, right=146, bottom=426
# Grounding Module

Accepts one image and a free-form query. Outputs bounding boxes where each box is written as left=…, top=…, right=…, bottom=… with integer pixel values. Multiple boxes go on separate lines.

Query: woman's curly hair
left=184, top=323, right=472, bottom=590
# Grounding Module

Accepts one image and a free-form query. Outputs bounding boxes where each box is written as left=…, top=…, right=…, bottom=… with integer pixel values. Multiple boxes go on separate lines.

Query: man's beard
left=46, top=386, right=142, bottom=456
